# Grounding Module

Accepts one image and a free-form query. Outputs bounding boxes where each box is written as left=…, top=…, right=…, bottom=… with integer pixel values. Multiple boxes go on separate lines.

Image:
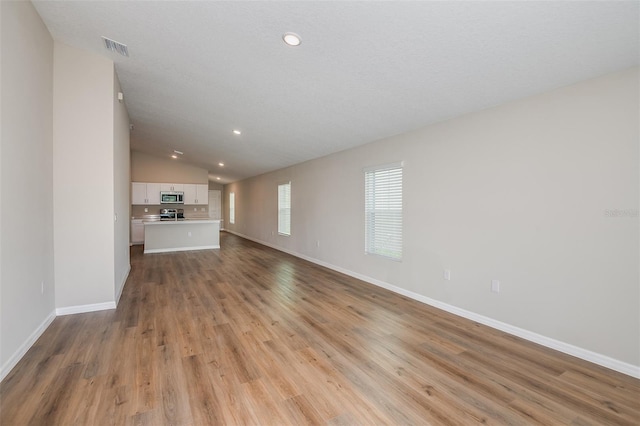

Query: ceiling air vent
left=102, top=36, right=129, bottom=57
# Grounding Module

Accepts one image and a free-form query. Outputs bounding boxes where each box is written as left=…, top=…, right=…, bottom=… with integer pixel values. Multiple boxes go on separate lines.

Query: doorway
left=208, top=190, right=222, bottom=228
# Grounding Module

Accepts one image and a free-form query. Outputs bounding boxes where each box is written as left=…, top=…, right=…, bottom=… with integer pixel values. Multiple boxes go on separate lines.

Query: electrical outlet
left=188, top=231, right=192, bottom=237
left=194, top=207, right=197, bottom=211
left=444, top=269, right=451, bottom=280
left=491, top=279, right=500, bottom=293
left=144, top=207, right=148, bottom=213
left=316, top=240, right=320, bottom=247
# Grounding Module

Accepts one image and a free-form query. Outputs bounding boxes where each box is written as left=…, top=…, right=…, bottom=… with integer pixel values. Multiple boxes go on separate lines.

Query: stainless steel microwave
left=160, top=191, right=184, bottom=204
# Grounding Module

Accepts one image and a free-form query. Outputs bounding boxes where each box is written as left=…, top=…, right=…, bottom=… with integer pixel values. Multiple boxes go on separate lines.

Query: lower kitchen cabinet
left=131, top=219, right=144, bottom=244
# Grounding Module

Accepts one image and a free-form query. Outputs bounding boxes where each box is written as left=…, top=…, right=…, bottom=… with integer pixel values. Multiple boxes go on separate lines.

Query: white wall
left=208, top=181, right=224, bottom=191
left=114, top=75, right=131, bottom=302
left=0, top=1, right=56, bottom=378
left=0, top=11, right=130, bottom=379
left=131, top=150, right=208, bottom=183
left=225, top=68, right=639, bottom=373
left=53, top=42, right=116, bottom=310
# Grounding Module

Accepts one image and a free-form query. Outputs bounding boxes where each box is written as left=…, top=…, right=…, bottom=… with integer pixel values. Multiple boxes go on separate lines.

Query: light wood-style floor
left=1, top=232, right=639, bottom=425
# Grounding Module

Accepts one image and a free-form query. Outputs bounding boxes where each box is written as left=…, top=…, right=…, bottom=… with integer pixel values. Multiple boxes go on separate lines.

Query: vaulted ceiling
left=33, top=1, right=639, bottom=183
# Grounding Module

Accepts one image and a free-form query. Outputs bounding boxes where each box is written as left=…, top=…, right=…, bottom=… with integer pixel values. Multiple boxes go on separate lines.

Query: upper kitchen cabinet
left=184, top=184, right=209, bottom=205
left=146, top=183, right=161, bottom=204
left=132, top=182, right=161, bottom=204
left=160, top=183, right=184, bottom=192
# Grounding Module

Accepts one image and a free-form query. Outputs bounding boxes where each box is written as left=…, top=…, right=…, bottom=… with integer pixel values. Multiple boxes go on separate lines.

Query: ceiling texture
left=33, top=1, right=639, bottom=183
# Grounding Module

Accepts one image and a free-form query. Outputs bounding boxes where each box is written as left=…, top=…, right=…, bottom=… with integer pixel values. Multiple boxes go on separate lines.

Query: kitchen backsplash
left=131, top=204, right=210, bottom=218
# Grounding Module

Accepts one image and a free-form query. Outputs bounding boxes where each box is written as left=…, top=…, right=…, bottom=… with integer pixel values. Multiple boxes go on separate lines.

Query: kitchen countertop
left=132, top=215, right=160, bottom=221
left=143, top=218, right=221, bottom=225
left=132, top=215, right=215, bottom=222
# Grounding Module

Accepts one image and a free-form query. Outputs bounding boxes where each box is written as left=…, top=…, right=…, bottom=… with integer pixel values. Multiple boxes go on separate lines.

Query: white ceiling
left=33, top=1, right=639, bottom=183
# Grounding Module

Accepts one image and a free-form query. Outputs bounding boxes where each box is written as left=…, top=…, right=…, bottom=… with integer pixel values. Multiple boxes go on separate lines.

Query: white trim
left=55, top=301, right=116, bottom=316
left=0, top=310, right=56, bottom=382
left=115, top=265, right=131, bottom=305
left=225, top=229, right=640, bottom=379
left=143, top=245, right=220, bottom=254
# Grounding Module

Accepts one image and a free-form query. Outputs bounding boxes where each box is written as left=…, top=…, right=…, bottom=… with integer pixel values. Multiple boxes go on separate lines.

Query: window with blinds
left=229, top=192, right=235, bottom=224
left=278, top=182, right=291, bottom=236
left=364, top=162, right=403, bottom=260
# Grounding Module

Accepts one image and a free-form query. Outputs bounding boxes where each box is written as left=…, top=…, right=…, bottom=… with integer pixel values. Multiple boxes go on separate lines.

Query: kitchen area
left=132, top=207, right=220, bottom=254
left=130, top=151, right=224, bottom=253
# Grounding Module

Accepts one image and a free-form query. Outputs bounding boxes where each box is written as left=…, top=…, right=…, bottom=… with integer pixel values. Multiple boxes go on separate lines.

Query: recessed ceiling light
left=171, top=155, right=178, bottom=159
left=218, top=162, right=224, bottom=167
left=232, top=130, right=241, bottom=135
left=283, top=32, right=301, bottom=47
left=216, top=177, right=221, bottom=180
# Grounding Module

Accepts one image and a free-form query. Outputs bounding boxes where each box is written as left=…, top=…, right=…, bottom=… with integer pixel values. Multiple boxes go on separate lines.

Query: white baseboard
left=55, top=301, right=116, bottom=316
left=2, top=267, right=130, bottom=382
left=226, top=230, right=640, bottom=379
left=115, top=265, right=131, bottom=305
left=143, top=245, right=220, bottom=254
left=0, top=310, right=56, bottom=382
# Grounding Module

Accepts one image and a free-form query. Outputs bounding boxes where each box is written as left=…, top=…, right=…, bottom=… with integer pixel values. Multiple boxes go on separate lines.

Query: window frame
left=229, top=192, right=235, bottom=224
left=364, top=161, right=403, bottom=261
left=278, top=181, right=291, bottom=236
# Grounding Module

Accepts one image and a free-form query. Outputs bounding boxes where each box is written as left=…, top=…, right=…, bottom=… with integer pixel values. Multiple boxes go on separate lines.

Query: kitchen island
left=143, top=219, right=220, bottom=253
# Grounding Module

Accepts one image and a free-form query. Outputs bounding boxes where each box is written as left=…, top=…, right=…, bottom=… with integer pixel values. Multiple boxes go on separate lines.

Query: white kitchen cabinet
left=131, top=183, right=146, bottom=204
left=183, top=184, right=196, bottom=204
left=160, top=183, right=184, bottom=192
left=131, top=182, right=161, bottom=205
left=131, top=219, right=144, bottom=244
left=147, top=183, right=161, bottom=204
left=183, top=183, right=209, bottom=205
left=196, top=184, right=209, bottom=205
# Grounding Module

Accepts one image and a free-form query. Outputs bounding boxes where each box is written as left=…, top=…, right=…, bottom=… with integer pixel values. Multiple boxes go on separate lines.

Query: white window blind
left=364, top=163, right=403, bottom=260
left=278, top=182, right=291, bottom=235
left=229, top=192, right=235, bottom=224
